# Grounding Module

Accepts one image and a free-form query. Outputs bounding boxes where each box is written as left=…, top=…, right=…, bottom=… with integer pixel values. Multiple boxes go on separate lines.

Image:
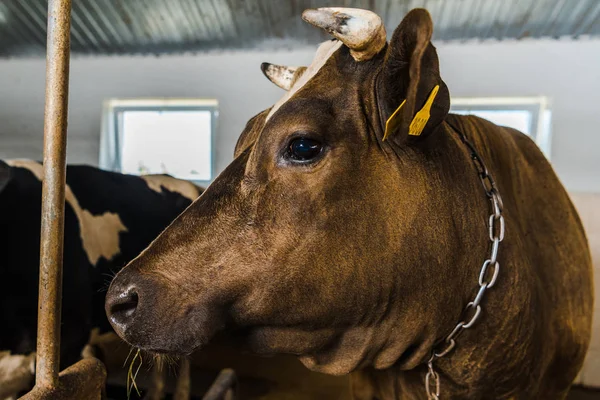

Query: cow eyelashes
left=284, top=137, right=323, bottom=163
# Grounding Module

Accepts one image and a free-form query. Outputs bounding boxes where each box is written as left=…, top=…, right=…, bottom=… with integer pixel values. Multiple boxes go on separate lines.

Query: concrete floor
left=106, top=385, right=600, bottom=400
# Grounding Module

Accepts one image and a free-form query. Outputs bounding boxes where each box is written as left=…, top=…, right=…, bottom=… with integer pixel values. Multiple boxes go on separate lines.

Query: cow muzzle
left=105, top=265, right=224, bottom=355
left=105, top=282, right=139, bottom=333
left=104, top=267, right=149, bottom=346
left=105, top=266, right=185, bottom=352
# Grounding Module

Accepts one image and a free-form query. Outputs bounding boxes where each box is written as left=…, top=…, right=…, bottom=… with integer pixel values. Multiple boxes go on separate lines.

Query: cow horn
left=261, top=63, right=307, bottom=91
left=302, top=8, right=387, bottom=61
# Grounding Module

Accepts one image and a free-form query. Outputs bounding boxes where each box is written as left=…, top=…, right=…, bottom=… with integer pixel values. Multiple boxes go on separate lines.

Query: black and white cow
left=0, top=159, right=202, bottom=398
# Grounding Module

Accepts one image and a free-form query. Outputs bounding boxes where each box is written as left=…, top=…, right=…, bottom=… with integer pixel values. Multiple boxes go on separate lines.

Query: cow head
left=107, top=9, right=481, bottom=375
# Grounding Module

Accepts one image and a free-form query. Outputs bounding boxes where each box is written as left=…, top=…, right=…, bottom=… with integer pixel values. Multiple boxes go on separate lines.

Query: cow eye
left=286, top=137, right=323, bottom=162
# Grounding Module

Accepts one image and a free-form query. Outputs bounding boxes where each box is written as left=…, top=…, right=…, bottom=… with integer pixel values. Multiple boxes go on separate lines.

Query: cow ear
left=377, top=9, right=450, bottom=143
left=0, top=160, right=12, bottom=193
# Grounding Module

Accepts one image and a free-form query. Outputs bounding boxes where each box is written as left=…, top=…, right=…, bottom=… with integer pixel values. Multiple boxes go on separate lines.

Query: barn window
left=100, top=99, right=218, bottom=183
left=450, top=97, right=551, bottom=159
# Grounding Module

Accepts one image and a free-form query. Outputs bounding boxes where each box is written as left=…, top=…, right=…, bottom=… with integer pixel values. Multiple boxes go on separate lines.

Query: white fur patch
left=0, top=351, right=35, bottom=400
left=266, top=40, right=343, bottom=121
left=141, top=175, right=201, bottom=202
left=6, top=160, right=128, bottom=266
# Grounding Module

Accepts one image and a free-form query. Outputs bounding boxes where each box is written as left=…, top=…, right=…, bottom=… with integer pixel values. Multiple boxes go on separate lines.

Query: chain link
left=425, top=128, right=505, bottom=399
left=426, top=358, right=440, bottom=400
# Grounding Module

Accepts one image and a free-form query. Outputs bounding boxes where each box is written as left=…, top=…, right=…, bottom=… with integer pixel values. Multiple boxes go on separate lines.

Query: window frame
left=450, top=96, right=551, bottom=159
left=100, top=98, right=218, bottom=184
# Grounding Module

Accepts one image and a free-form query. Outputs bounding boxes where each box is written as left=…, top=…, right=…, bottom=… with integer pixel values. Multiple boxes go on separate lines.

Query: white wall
left=0, top=38, right=599, bottom=191
left=438, top=39, right=600, bottom=193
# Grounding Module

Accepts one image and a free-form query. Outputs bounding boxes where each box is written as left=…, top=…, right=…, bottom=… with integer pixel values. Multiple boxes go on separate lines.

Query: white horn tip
left=261, top=63, right=305, bottom=91
left=301, top=9, right=336, bottom=29
left=302, top=7, right=387, bottom=61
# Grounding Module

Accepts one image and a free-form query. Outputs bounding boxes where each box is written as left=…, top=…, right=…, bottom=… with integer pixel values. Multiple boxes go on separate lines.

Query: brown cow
left=106, top=8, right=593, bottom=399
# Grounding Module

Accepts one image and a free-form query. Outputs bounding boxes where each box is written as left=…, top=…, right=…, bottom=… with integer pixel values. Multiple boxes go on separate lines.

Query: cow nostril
left=109, top=289, right=139, bottom=326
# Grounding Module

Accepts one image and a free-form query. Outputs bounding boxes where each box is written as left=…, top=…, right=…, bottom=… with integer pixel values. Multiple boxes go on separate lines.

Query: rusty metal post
left=35, top=0, right=72, bottom=389
left=21, top=358, right=106, bottom=400
left=202, top=369, right=237, bottom=400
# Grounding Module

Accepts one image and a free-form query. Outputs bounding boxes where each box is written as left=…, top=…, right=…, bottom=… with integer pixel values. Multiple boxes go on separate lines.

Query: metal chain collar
left=425, top=127, right=505, bottom=400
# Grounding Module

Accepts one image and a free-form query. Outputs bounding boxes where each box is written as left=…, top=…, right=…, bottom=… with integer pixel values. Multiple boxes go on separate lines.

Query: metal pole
left=35, top=0, right=72, bottom=389
left=202, top=369, right=237, bottom=400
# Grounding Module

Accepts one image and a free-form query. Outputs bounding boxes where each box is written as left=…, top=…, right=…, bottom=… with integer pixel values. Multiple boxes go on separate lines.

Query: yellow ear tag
left=408, top=85, right=439, bottom=136
left=383, top=99, right=406, bottom=141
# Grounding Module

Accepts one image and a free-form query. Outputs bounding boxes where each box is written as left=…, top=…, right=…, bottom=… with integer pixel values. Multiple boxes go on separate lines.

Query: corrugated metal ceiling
left=0, top=0, right=598, bottom=57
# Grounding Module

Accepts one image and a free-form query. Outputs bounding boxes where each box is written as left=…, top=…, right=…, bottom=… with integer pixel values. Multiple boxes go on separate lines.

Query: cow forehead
left=266, top=40, right=343, bottom=122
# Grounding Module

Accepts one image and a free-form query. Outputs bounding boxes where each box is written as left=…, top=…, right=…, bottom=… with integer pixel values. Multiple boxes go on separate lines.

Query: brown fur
left=106, top=9, right=593, bottom=399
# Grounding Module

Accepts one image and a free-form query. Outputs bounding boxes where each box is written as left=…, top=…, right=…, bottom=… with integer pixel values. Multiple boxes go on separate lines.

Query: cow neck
left=423, top=120, right=506, bottom=400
